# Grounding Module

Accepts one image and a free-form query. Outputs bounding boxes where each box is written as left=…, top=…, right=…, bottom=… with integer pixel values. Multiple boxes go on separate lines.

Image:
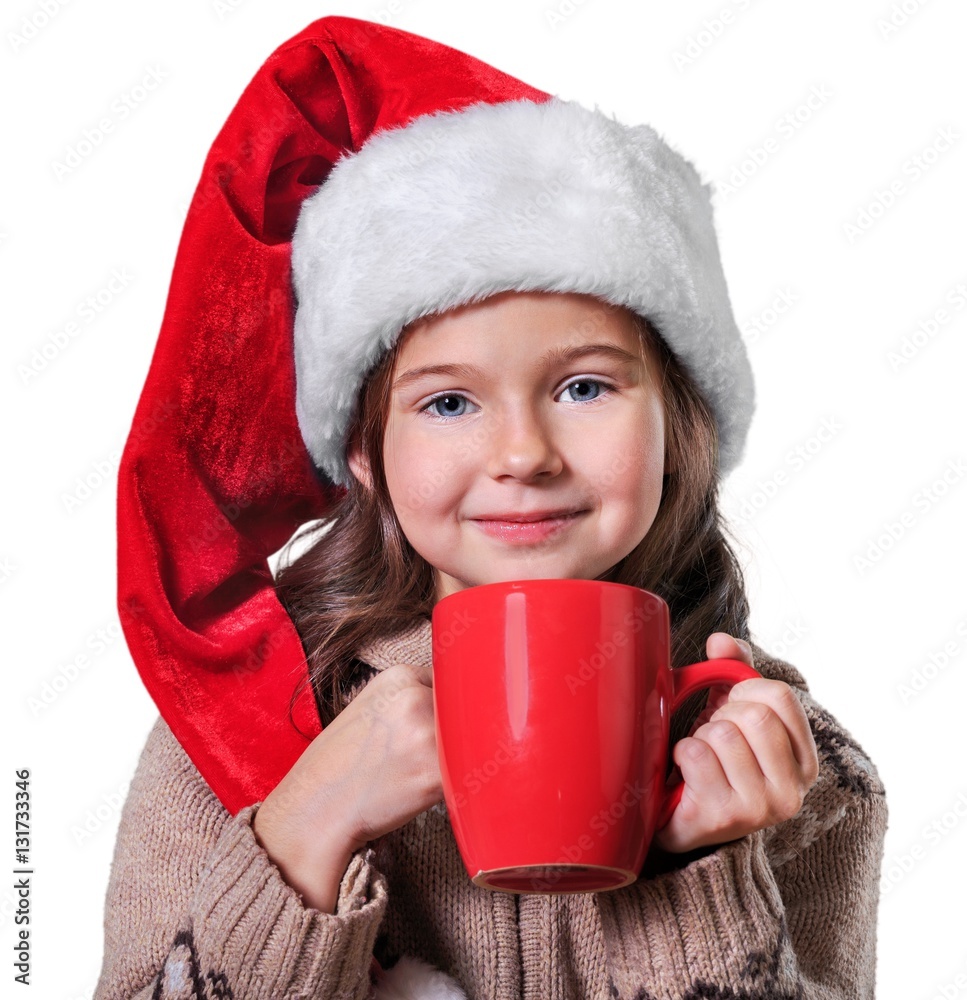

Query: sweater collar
left=355, top=616, right=433, bottom=673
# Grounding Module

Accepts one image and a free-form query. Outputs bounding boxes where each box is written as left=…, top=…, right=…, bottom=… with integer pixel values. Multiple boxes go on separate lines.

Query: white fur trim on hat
left=372, top=955, right=468, bottom=1000
left=291, top=96, right=754, bottom=486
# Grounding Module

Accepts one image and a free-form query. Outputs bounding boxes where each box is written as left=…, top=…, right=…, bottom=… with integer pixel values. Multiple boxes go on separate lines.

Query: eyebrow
left=392, top=343, right=643, bottom=392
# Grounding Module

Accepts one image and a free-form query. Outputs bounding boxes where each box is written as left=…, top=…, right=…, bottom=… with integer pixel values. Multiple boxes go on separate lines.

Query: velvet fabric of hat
left=117, top=15, right=753, bottom=824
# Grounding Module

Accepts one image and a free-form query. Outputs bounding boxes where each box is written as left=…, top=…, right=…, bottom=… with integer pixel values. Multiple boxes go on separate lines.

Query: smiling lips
left=471, top=510, right=586, bottom=544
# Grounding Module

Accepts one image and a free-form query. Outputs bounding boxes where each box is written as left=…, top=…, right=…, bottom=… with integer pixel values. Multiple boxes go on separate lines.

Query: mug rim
left=433, top=578, right=665, bottom=612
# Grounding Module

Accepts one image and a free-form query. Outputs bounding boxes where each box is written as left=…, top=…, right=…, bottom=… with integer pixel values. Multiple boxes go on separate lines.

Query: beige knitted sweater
left=94, top=618, right=887, bottom=1000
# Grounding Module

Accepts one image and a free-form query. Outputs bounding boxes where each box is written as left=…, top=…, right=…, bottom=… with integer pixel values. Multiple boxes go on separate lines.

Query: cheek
left=593, top=409, right=664, bottom=500
left=384, top=425, right=462, bottom=520
left=608, top=448, right=665, bottom=549
left=611, top=454, right=664, bottom=515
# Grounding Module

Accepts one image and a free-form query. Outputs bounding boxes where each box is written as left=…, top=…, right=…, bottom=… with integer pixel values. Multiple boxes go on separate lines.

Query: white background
left=3, top=0, right=965, bottom=996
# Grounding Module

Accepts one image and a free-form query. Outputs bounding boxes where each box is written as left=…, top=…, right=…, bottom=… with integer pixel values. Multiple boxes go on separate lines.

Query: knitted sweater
left=94, top=617, right=887, bottom=1000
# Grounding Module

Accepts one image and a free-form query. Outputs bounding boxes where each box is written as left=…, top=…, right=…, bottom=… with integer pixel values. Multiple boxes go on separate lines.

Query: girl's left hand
left=653, top=632, right=820, bottom=854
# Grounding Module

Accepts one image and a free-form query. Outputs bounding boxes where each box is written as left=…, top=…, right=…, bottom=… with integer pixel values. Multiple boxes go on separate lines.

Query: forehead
left=393, top=290, right=650, bottom=368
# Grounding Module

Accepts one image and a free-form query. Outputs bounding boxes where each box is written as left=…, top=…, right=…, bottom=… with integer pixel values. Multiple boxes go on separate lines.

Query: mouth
left=471, top=510, right=587, bottom=545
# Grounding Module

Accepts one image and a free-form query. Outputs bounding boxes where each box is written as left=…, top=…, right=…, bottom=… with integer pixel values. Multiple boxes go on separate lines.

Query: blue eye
left=561, top=379, right=608, bottom=403
left=422, top=393, right=472, bottom=419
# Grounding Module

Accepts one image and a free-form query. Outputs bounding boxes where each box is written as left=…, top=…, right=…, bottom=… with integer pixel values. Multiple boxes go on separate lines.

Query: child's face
left=349, top=290, right=667, bottom=602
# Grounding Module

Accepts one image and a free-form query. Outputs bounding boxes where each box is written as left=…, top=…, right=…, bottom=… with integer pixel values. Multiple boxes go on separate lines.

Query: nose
left=484, top=405, right=564, bottom=481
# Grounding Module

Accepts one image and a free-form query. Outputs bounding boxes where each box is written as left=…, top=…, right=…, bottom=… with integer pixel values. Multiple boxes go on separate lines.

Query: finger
left=724, top=678, right=818, bottom=784
left=686, top=686, right=728, bottom=738
left=701, top=684, right=732, bottom=718
left=702, top=701, right=806, bottom=818
left=705, top=632, right=755, bottom=668
left=672, top=731, right=739, bottom=818
left=688, top=717, right=767, bottom=816
left=697, top=633, right=755, bottom=732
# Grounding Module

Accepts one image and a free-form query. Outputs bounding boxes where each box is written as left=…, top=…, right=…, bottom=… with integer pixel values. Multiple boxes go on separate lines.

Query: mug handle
left=655, top=657, right=762, bottom=831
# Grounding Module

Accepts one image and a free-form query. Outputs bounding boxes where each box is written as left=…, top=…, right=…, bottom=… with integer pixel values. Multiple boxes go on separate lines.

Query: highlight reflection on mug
left=564, top=599, right=663, bottom=695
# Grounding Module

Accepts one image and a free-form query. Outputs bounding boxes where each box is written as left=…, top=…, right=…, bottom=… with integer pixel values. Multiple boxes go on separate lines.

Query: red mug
left=431, top=579, right=759, bottom=894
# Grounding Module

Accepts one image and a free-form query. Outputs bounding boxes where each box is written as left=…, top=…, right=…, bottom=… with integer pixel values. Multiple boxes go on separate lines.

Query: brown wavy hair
left=274, top=308, right=751, bottom=738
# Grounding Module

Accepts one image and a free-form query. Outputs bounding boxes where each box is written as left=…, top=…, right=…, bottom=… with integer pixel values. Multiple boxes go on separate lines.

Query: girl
left=98, top=15, right=886, bottom=1000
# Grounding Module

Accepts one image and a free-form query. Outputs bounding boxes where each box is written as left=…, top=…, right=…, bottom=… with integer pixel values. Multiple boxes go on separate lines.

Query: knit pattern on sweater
left=94, top=619, right=886, bottom=1000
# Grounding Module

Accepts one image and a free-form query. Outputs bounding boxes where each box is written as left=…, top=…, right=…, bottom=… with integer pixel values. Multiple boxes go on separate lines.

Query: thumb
left=705, top=631, right=754, bottom=667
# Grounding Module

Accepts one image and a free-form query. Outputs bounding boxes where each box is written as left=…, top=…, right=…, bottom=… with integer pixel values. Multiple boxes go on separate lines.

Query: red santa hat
left=117, top=15, right=753, bottom=823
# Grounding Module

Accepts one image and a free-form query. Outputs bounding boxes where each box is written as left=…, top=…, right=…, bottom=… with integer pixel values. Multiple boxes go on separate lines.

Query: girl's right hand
left=252, top=661, right=443, bottom=912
